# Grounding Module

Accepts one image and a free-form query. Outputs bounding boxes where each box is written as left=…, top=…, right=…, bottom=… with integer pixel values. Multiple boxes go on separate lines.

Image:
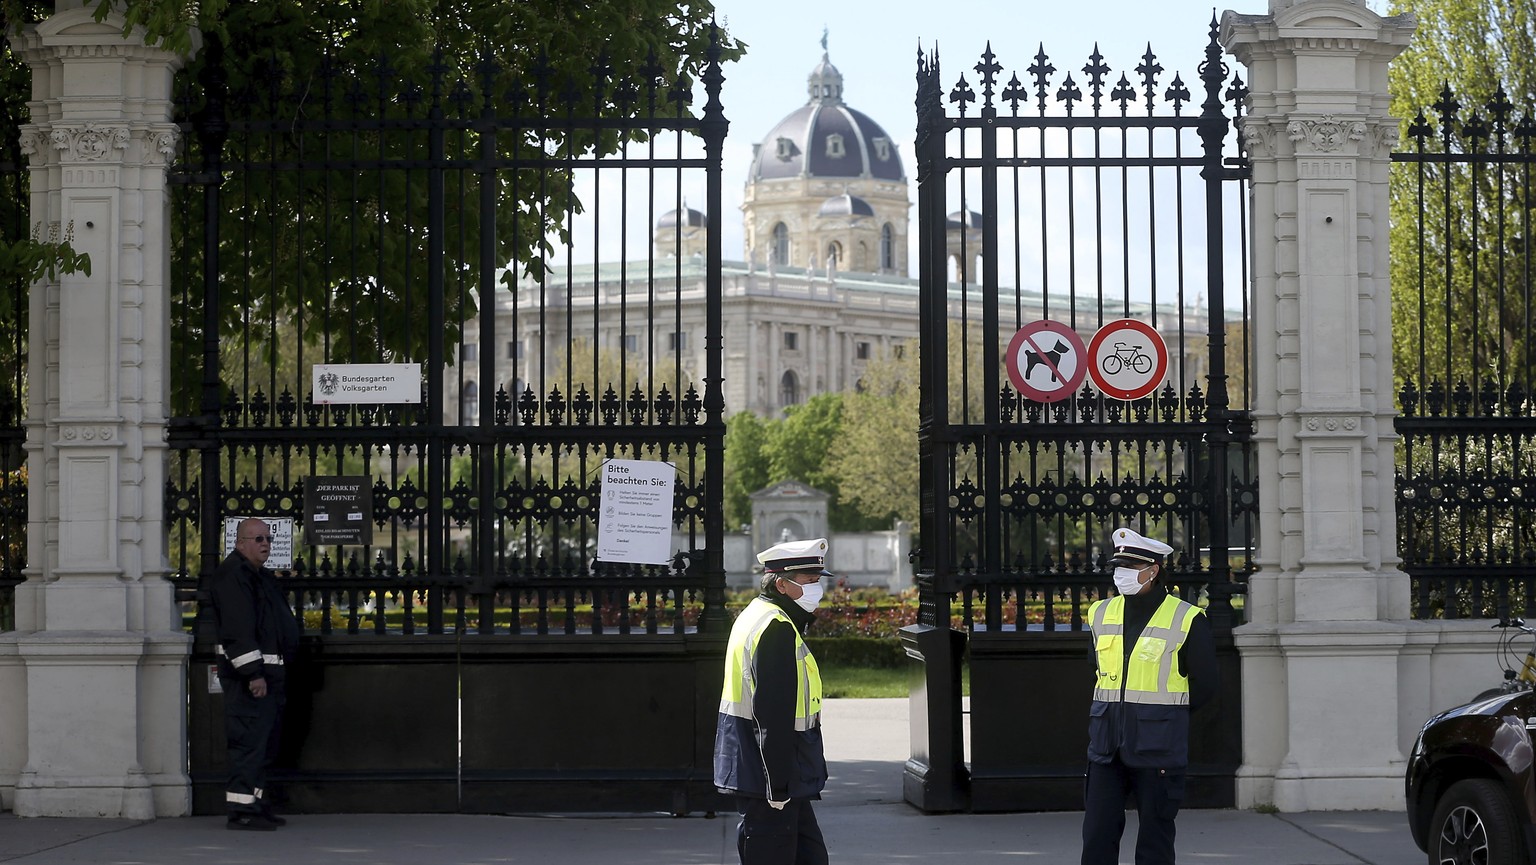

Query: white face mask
left=793, top=581, right=824, bottom=612
left=1113, top=566, right=1146, bottom=596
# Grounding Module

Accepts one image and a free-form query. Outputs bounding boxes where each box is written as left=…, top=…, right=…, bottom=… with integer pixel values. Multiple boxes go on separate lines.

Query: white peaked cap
left=756, top=537, right=831, bottom=574
left=1110, top=527, right=1174, bottom=565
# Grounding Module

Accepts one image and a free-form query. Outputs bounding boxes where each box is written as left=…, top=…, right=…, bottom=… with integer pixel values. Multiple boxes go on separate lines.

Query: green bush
left=807, top=636, right=905, bottom=668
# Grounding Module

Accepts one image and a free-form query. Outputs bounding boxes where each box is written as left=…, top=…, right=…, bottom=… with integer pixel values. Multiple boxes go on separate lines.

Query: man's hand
left=248, top=677, right=268, bottom=698
left=768, top=798, right=789, bottom=810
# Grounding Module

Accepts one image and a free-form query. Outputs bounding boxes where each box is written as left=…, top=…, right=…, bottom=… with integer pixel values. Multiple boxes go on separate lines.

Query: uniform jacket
left=207, top=550, right=299, bottom=681
left=1086, top=589, right=1216, bottom=768
left=713, top=593, right=828, bottom=801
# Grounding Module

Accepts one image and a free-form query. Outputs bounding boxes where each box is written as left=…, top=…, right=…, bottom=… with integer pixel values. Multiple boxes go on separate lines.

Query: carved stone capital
left=144, top=127, right=182, bottom=166
left=48, top=123, right=132, bottom=163
left=1286, top=115, right=1367, bottom=155
left=1240, top=118, right=1281, bottom=158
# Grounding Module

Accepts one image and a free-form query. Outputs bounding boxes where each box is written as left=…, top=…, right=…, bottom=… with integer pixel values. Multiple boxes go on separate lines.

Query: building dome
left=748, top=53, right=905, bottom=184
left=657, top=206, right=708, bottom=229
left=817, top=192, right=875, bottom=218
left=947, top=209, right=985, bottom=229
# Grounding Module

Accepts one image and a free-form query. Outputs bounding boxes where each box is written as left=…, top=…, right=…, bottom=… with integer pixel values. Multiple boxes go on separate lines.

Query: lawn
left=819, top=660, right=970, bottom=698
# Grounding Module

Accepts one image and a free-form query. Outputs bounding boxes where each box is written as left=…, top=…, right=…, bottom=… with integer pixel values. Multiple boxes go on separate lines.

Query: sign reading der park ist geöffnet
left=595, top=458, right=676, bottom=565
left=312, top=363, right=422, bottom=405
left=303, top=476, right=373, bottom=546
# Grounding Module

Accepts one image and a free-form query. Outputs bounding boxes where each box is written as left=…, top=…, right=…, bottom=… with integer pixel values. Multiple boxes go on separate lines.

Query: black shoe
left=227, top=813, right=279, bottom=831
left=260, top=809, right=287, bottom=827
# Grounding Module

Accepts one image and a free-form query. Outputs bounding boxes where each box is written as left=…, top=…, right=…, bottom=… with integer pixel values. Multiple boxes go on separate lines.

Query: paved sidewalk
left=0, top=700, right=1424, bottom=865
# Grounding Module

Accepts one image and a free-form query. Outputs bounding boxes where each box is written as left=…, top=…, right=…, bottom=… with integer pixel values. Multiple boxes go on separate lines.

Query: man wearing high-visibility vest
left=1081, top=527, right=1216, bottom=865
left=714, top=537, right=832, bottom=865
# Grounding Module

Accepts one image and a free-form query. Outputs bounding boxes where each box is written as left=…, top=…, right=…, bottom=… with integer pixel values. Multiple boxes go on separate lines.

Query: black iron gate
left=166, top=29, right=732, bottom=814
left=904, top=21, right=1257, bottom=812
left=1393, top=84, right=1536, bottom=620
left=1, top=45, right=27, bottom=633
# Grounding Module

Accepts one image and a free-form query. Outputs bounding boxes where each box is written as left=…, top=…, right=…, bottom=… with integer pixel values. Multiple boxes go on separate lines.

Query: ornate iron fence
left=1, top=46, right=27, bottom=633
left=912, top=23, right=1257, bottom=636
left=903, top=20, right=1256, bottom=812
left=164, top=34, right=730, bottom=636
left=1393, top=83, right=1536, bottom=620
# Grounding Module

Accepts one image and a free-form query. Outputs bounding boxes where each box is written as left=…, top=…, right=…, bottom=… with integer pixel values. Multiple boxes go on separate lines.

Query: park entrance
left=163, top=34, right=733, bottom=813
left=904, top=22, right=1258, bottom=811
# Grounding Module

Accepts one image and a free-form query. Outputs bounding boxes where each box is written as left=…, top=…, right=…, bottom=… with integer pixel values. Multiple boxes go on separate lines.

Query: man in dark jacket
left=207, top=517, right=300, bottom=831
left=714, top=537, right=831, bottom=865
left=1081, top=526, right=1218, bottom=865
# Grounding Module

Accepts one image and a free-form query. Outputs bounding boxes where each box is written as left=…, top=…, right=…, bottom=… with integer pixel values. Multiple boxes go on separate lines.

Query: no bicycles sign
left=1087, top=319, right=1168, bottom=400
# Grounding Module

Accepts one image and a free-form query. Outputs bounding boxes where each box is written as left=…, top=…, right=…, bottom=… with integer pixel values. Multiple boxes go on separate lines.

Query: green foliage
left=723, top=396, right=890, bottom=533
left=805, top=636, right=905, bottom=669
left=723, top=411, right=770, bottom=529
left=0, top=230, right=91, bottom=287
left=1388, top=0, right=1536, bottom=595
left=167, top=0, right=740, bottom=408
left=826, top=342, right=920, bottom=528
left=1388, top=0, right=1536, bottom=394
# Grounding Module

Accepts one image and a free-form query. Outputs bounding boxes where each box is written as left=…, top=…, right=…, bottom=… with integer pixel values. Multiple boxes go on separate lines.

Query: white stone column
left=1222, top=0, right=1414, bottom=811
left=0, top=6, right=194, bottom=817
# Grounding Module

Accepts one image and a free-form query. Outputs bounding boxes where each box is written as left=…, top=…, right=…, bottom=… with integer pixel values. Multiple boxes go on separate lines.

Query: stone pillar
left=1222, top=0, right=1414, bottom=811
left=0, top=6, right=194, bottom=817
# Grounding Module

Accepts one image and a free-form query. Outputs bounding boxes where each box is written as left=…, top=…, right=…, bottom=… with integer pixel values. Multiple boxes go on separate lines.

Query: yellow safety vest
left=1088, top=593, right=1200, bottom=706
left=719, top=598, right=822, bottom=731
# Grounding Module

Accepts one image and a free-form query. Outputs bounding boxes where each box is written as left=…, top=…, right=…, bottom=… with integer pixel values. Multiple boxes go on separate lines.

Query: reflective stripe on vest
left=1088, top=593, right=1199, bottom=706
left=719, top=597, right=822, bottom=732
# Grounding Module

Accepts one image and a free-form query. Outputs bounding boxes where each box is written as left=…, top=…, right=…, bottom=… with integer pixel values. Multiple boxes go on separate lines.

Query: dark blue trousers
left=736, top=796, right=828, bottom=865
left=221, top=669, right=286, bottom=816
left=1081, top=758, right=1184, bottom=865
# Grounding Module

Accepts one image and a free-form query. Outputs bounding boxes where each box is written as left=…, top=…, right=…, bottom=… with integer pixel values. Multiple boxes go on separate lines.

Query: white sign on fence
left=595, top=459, right=677, bottom=565
left=311, top=363, right=422, bottom=404
left=222, top=517, right=296, bottom=570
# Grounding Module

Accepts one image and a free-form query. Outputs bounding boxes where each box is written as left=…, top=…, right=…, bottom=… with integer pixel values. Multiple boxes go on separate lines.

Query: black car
left=1407, top=689, right=1536, bottom=865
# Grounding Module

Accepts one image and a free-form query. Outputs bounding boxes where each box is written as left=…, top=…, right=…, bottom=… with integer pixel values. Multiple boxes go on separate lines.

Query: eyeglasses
left=240, top=535, right=272, bottom=543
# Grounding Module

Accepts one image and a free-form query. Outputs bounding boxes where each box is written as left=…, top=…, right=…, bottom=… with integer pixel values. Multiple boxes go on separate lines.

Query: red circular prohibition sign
left=1087, top=318, right=1169, bottom=401
left=1004, top=320, right=1088, bottom=403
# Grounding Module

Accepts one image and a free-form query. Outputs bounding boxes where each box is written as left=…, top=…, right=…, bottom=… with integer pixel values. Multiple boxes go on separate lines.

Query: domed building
left=452, top=43, right=1214, bottom=427
left=654, top=203, right=708, bottom=260
left=741, top=52, right=910, bottom=276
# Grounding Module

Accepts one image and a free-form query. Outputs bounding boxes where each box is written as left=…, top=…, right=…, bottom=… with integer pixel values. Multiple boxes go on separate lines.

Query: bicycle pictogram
left=1100, top=341, right=1153, bottom=375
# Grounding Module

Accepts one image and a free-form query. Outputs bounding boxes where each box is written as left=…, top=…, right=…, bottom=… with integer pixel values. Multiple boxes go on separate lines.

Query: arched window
left=779, top=370, right=800, bottom=408
left=880, top=223, right=895, bottom=271
left=825, top=241, right=842, bottom=269
left=461, top=381, right=479, bottom=423
left=771, top=222, right=790, bottom=266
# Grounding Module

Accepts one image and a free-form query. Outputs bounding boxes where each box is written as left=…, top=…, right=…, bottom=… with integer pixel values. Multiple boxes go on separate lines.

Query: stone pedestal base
left=9, top=631, right=190, bottom=818
left=1235, top=622, right=1410, bottom=811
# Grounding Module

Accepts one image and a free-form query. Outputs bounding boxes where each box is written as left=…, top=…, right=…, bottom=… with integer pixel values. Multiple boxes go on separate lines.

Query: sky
left=705, top=0, right=1256, bottom=274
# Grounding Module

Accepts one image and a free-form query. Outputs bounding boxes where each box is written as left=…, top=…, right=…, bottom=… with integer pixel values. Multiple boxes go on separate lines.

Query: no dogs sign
left=1004, top=320, right=1088, bottom=403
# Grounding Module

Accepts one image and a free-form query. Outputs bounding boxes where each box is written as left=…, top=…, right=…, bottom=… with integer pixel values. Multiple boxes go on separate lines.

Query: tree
left=2, top=1, right=743, bottom=413
left=1388, top=0, right=1536, bottom=397
left=1388, top=0, right=1536, bottom=613
left=826, top=344, right=919, bottom=528
left=722, top=411, right=769, bottom=530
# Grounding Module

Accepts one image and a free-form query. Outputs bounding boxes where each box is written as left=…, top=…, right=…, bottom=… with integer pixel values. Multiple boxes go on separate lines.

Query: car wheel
left=1428, top=778, right=1527, bottom=865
